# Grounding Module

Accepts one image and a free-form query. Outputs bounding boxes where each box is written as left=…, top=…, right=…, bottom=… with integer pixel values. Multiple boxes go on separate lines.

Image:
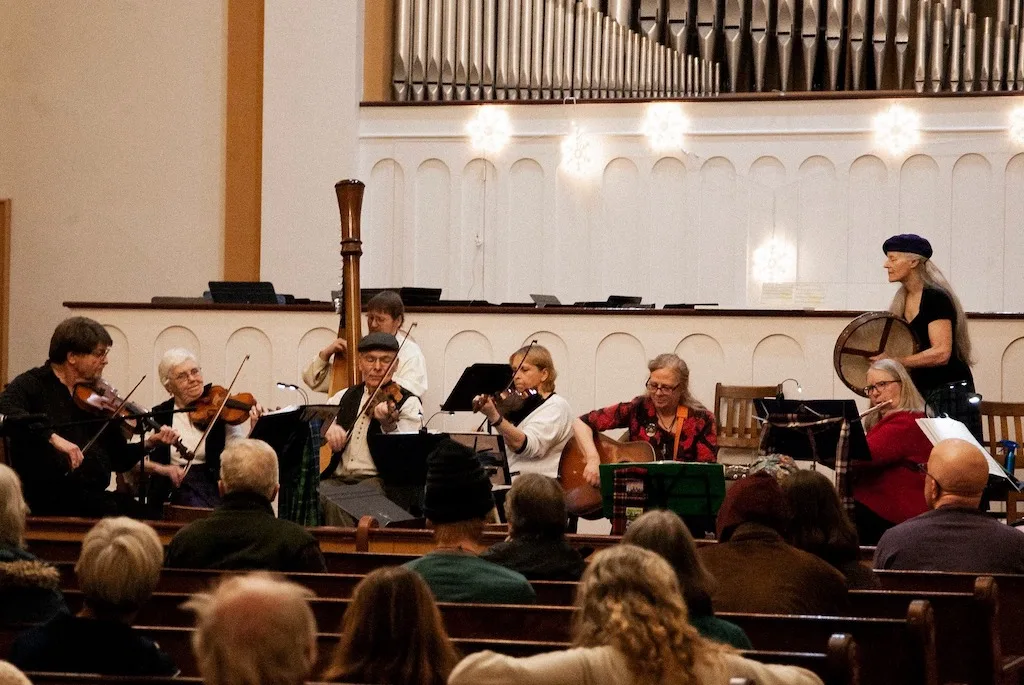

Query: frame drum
left=833, top=312, right=919, bottom=396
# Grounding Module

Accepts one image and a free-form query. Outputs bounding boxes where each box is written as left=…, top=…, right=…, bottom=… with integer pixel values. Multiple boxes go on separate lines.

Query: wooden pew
left=719, top=600, right=938, bottom=685
left=745, top=633, right=859, bottom=685
left=848, top=579, right=1015, bottom=685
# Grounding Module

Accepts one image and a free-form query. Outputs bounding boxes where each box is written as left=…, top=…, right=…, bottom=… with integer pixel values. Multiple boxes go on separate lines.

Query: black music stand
left=208, top=281, right=279, bottom=304
left=753, top=398, right=868, bottom=468
left=441, top=364, right=513, bottom=412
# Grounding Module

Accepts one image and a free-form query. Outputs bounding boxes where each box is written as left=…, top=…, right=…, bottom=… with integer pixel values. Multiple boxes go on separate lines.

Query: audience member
left=782, top=470, right=880, bottom=589
left=698, top=472, right=848, bottom=615
left=480, top=473, right=585, bottom=581
left=874, top=438, right=1024, bottom=572
left=0, top=661, right=31, bottom=685
left=186, top=573, right=317, bottom=685
left=0, top=464, right=66, bottom=627
left=449, top=544, right=824, bottom=685
left=322, top=566, right=459, bottom=685
left=405, top=439, right=535, bottom=604
left=622, top=510, right=751, bottom=649
left=10, top=517, right=176, bottom=676
left=165, top=438, right=326, bottom=572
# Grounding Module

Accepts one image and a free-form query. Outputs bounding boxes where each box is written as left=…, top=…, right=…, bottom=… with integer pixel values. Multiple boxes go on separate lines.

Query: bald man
left=874, top=438, right=1024, bottom=572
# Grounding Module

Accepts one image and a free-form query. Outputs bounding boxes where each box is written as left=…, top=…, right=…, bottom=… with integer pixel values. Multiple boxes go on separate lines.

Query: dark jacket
left=0, top=544, right=67, bottom=627
left=145, top=393, right=228, bottom=507
left=480, top=537, right=586, bottom=581
left=165, top=491, right=327, bottom=572
left=698, top=523, right=850, bottom=615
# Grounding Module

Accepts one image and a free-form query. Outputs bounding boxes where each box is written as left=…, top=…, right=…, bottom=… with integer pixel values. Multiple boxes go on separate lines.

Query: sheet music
left=916, top=417, right=1018, bottom=487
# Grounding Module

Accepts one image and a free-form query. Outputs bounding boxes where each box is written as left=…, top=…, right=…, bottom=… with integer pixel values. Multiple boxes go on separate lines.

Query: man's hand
left=145, top=426, right=181, bottom=450
left=50, top=433, right=84, bottom=470
left=325, top=423, right=349, bottom=452
left=319, top=338, right=348, bottom=362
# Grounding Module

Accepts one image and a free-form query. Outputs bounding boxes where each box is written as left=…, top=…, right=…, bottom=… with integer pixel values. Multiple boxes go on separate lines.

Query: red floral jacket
left=580, top=396, right=718, bottom=462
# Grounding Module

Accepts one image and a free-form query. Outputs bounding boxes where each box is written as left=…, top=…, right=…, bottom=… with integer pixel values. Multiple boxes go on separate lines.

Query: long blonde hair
left=888, top=255, right=973, bottom=366
left=862, top=359, right=926, bottom=431
left=648, top=353, right=706, bottom=412
left=573, top=545, right=728, bottom=685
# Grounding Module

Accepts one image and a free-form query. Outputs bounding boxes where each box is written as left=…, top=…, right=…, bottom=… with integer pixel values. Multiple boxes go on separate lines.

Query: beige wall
left=0, top=1, right=229, bottom=378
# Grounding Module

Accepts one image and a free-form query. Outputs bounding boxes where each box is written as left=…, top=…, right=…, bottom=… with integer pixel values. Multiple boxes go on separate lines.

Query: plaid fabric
left=580, top=396, right=718, bottom=462
left=758, top=413, right=854, bottom=513
left=610, top=466, right=650, bottom=535
left=279, top=417, right=324, bottom=526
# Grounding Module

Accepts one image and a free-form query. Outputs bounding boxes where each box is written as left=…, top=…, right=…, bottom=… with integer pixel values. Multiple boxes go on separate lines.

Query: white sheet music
left=916, top=417, right=1017, bottom=487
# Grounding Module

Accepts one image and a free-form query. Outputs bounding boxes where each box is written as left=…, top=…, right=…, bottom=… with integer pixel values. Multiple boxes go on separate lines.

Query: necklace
left=657, top=414, right=677, bottom=432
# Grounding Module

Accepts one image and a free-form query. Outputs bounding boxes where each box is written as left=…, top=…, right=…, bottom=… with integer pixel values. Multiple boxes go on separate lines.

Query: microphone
left=0, top=413, right=49, bottom=436
left=420, top=410, right=455, bottom=434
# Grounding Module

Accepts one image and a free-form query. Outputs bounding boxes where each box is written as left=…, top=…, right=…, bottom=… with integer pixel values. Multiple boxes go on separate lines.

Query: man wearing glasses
left=0, top=317, right=179, bottom=516
left=873, top=438, right=1024, bottom=572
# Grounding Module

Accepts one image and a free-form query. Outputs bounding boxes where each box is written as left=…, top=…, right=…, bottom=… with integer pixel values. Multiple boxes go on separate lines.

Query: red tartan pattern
left=580, top=396, right=719, bottom=462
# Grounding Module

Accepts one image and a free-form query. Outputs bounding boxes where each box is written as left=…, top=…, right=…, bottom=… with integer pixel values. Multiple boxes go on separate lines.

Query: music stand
left=753, top=398, right=868, bottom=468
left=530, top=294, right=562, bottom=307
left=441, top=364, right=513, bottom=412
left=599, top=462, right=727, bottom=537
left=207, top=281, right=279, bottom=304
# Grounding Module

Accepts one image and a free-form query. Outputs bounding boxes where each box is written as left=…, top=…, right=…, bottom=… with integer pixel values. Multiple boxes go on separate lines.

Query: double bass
left=319, top=180, right=365, bottom=477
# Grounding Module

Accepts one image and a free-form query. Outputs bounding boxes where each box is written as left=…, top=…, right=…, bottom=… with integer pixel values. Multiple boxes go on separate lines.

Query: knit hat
left=715, top=472, right=791, bottom=542
left=423, top=439, right=495, bottom=524
left=882, top=234, right=932, bottom=259
left=358, top=332, right=400, bottom=353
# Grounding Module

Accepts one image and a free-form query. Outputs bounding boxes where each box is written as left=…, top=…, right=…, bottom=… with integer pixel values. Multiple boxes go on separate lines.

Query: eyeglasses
left=863, top=379, right=901, bottom=395
left=646, top=381, right=681, bottom=394
left=172, top=368, right=202, bottom=383
left=915, top=463, right=947, bottom=491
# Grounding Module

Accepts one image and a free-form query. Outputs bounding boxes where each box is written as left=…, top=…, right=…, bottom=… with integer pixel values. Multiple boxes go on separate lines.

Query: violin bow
left=184, top=355, right=249, bottom=477
left=80, top=375, right=147, bottom=456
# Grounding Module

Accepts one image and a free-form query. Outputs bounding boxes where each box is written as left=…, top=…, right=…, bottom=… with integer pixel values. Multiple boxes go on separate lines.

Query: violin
left=472, top=388, right=540, bottom=416
left=364, top=380, right=403, bottom=417
left=73, top=380, right=193, bottom=462
left=188, top=385, right=257, bottom=429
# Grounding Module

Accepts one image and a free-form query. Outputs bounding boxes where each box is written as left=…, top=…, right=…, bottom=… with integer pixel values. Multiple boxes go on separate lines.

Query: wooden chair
left=713, top=383, right=783, bottom=456
left=978, top=401, right=1024, bottom=470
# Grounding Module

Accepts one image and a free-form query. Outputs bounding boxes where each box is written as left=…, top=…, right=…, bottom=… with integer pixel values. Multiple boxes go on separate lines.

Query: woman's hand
left=472, top=394, right=501, bottom=425
left=583, top=458, right=601, bottom=487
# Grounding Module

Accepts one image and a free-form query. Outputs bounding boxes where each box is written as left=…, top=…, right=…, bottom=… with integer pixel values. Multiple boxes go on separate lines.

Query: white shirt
left=169, top=403, right=247, bottom=467
left=509, top=393, right=574, bottom=479
left=327, top=385, right=423, bottom=478
left=302, top=331, right=429, bottom=397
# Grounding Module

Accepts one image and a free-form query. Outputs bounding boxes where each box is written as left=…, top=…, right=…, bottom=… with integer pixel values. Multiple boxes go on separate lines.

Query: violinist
left=149, top=348, right=262, bottom=508
left=472, top=345, right=574, bottom=480
left=302, top=291, right=428, bottom=397
left=319, top=333, right=422, bottom=526
left=0, top=317, right=180, bottom=517
left=572, top=353, right=718, bottom=487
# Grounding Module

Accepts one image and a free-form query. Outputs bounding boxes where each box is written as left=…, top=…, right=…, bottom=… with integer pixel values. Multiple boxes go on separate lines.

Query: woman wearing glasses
left=852, top=358, right=934, bottom=545
left=573, top=354, right=718, bottom=488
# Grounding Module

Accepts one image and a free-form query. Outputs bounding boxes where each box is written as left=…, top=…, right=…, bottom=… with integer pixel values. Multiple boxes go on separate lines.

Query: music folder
left=916, top=417, right=1019, bottom=490
left=440, top=363, right=513, bottom=412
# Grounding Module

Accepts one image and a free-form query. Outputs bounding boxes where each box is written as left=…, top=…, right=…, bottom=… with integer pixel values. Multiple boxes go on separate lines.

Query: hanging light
left=1010, top=107, right=1024, bottom=146
left=640, top=102, right=689, bottom=152
left=560, top=122, right=601, bottom=178
left=752, top=237, right=797, bottom=283
left=466, top=107, right=511, bottom=154
left=873, top=104, right=921, bottom=155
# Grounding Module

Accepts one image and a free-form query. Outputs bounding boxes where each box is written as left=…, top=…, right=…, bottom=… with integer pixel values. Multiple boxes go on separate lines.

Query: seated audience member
left=10, top=517, right=176, bottom=676
left=852, top=359, right=934, bottom=545
left=480, top=473, right=586, bottom=581
left=874, top=438, right=1024, bottom=572
left=322, top=566, right=459, bottom=685
left=186, top=574, right=317, bottom=685
left=165, top=438, right=326, bottom=572
left=782, top=470, right=880, bottom=589
left=405, top=439, right=536, bottom=604
left=0, top=661, right=31, bottom=685
left=622, top=510, right=751, bottom=649
left=449, top=545, right=824, bottom=685
left=0, top=464, right=66, bottom=627
left=698, top=472, right=848, bottom=615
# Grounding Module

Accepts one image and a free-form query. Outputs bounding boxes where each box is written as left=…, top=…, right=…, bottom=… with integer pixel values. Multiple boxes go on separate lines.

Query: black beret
left=423, top=439, right=495, bottom=524
left=882, top=234, right=932, bottom=259
left=357, top=332, right=399, bottom=353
